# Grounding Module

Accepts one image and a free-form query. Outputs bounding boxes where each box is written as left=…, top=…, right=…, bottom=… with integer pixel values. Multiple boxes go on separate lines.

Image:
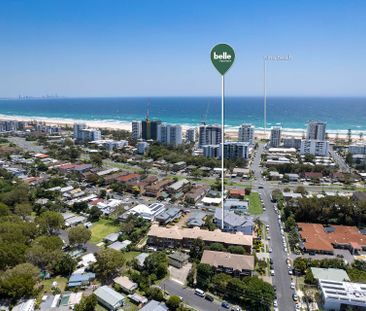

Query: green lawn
left=123, top=251, right=141, bottom=263
left=90, top=218, right=120, bottom=243
left=246, top=192, right=263, bottom=215
left=96, top=299, right=139, bottom=311
left=36, top=276, right=67, bottom=306
left=41, top=276, right=67, bottom=293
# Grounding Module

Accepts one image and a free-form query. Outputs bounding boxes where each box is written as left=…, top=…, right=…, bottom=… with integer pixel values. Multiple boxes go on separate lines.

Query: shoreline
left=0, top=113, right=364, bottom=141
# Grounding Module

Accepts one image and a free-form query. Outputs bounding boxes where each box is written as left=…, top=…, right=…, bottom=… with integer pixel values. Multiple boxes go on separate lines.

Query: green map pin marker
left=211, top=43, right=235, bottom=75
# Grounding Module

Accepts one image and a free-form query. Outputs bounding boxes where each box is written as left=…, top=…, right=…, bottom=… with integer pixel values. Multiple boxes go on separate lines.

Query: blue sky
left=0, top=0, right=365, bottom=97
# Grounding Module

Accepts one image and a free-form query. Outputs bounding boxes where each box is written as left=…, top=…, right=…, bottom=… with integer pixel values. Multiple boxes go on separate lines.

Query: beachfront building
left=349, top=143, right=366, bottom=154
left=158, top=123, right=182, bottom=147
left=73, top=123, right=87, bottom=141
left=238, top=124, right=255, bottom=145
left=142, top=118, right=161, bottom=141
left=300, top=139, right=329, bottom=156
left=203, top=144, right=219, bottom=158
left=199, top=124, right=222, bottom=147
left=80, top=128, right=102, bottom=142
left=270, top=126, right=282, bottom=147
left=186, top=127, right=197, bottom=143
left=306, top=121, right=327, bottom=140
left=73, top=123, right=101, bottom=143
left=131, top=121, right=142, bottom=140
left=220, top=142, right=249, bottom=160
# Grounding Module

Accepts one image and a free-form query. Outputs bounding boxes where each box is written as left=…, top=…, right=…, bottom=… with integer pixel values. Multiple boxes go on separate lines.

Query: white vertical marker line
left=221, top=74, right=225, bottom=230
left=264, top=59, right=267, bottom=138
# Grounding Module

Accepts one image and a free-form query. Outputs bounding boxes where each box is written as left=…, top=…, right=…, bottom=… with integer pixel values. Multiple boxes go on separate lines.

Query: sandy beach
left=0, top=114, right=362, bottom=142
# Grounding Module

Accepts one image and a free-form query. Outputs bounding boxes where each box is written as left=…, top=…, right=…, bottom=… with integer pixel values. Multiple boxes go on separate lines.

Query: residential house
left=155, top=207, right=182, bottom=225
left=67, top=273, right=95, bottom=288
left=140, top=300, right=168, bottom=311
left=186, top=211, right=206, bottom=227
left=228, top=188, right=246, bottom=199
left=201, top=250, right=254, bottom=277
left=185, top=186, right=208, bottom=204
left=135, top=253, right=150, bottom=269
left=128, top=203, right=165, bottom=221
left=103, top=232, right=120, bottom=244
left=144, top=179, right=174, bottom=197
left=172, top=161, right=186, bottom=172
left=168, top=252, right=190, bottom=268
left=214, top=209, right=254, bottom=235
left=166, top=179, right=190, bottom=194
left=94, top=286, right=126, bottom=311
left=113, top=276, right=138, bottom=294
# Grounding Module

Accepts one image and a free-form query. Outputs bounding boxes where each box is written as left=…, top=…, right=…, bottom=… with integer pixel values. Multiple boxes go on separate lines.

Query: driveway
left=168, top=263, right=192, bottom=285
left=160, top=279, right=228, bottom=311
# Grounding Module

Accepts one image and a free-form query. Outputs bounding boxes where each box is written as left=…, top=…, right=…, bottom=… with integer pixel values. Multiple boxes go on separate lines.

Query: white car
left=270, top=270, right=275, bottom=276
left=288, top=269, right=293, bottom=275
left=290, top=282, right=295, bottom=289
left=267, top=236, right=271, bottom=240
left=273, top=300, right=278, bottom=307
left=269, top=248, right=273, bottom=253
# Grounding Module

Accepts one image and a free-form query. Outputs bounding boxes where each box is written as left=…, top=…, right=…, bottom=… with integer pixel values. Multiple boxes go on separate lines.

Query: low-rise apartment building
left=147, top=224, right=252, bottom=253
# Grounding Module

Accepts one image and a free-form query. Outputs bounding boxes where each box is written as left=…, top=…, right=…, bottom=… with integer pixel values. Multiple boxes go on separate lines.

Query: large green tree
left=68, top=226, right=91, bottom=246
left=144, top=251, right=168, bottom=280
left=0, top=263, right=39, bottom=301
left=94, top=249, right=125, bottom=282
left=36, top=211, right=64, bottom=235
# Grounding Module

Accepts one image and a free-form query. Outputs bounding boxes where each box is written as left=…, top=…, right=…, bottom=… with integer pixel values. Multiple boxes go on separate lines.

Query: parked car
left=194, top=288, right=205, bottom=297
left=205, top=294, right=214, bottom=302
left=222, top=301, right=230, bottom=309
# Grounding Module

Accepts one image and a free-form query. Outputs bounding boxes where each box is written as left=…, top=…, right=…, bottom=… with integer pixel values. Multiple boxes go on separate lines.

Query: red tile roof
left=297, top=223, right=366, bottom=252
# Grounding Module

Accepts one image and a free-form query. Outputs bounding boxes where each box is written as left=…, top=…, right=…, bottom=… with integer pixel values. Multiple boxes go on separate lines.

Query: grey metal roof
left=140, top=300, right=168, bottom=311
left=94, top=286, right=125, bottom=306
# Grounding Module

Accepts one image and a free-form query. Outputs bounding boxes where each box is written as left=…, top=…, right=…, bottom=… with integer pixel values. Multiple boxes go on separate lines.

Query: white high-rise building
left=220, top=142, right=250, bottom=160
left=80, top=128, right=102, bottom=142
left=131, top=121, right=142, bottom=140
left=73, top=123, right=87, bottom=141
left=158, top=124, right=182, bottom=147
left=306, top=121, right=326, bottom=140
left=270, top=127, right=282, bottom=147
left=238, top=124, right=255, bottom=145
left=199, top=125, right=222, bottom=148
left=300, top=140, right=329, bottom=156
left=186, top=127, right=197, bottom=143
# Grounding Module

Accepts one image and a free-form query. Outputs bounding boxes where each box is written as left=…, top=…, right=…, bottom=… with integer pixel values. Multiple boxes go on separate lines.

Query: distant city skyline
left=1, top=0, right=366, bottom=97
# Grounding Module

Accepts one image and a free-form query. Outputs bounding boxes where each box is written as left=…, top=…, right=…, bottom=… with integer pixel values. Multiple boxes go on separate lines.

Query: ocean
left=0, top=97, right=365, bottom=133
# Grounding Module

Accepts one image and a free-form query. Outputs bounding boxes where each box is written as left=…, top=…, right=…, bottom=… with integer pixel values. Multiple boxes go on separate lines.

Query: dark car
left=222, top=301, right=230, bottom=309
left=205, top=294, right=214, bottom=302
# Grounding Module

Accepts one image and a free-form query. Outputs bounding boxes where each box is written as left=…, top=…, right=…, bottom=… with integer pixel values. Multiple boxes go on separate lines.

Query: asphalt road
left=161, top=279, right=229, bottom=311
left=329, top=145, right=351, bottom=173
left=252, top=144, right=295, bottom=311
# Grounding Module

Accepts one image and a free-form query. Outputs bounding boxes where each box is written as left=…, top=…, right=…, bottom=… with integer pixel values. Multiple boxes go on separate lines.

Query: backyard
left=90, top=218, right=120, bottom=243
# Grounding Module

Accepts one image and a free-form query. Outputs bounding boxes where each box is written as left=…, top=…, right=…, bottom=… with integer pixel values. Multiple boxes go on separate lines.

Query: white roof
left=79, top=253, right=96, bottom=267
left=202, top=197, right=222, bottom=205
